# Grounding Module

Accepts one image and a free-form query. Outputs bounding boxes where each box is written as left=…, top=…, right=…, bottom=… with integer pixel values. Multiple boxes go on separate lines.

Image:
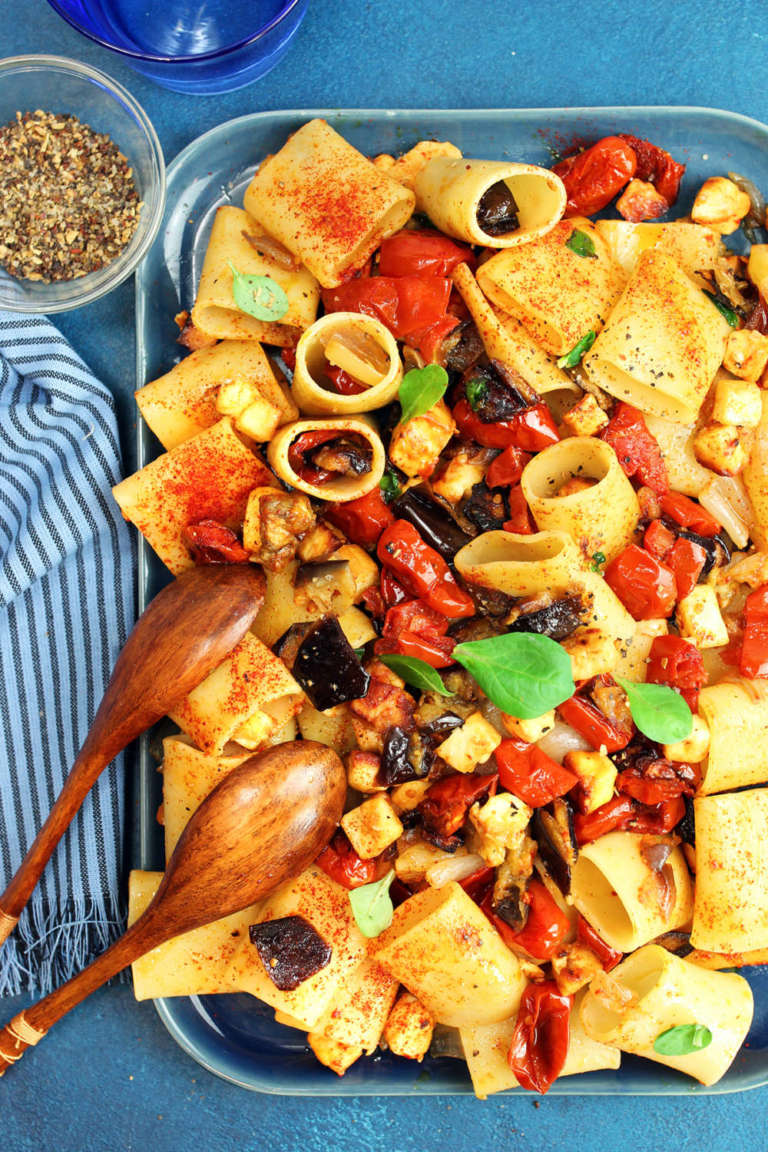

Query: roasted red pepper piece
left=481, top=879, right=571, bottom=962
left=503, top=485, right=536, bottom=534
left=377, top=520, right=475, bottom=618
left=617, top=135, right=686, bottom=205
left=419, top=773, right=497, bottom=839
left=378, top=229, right=473, bottom=278
left=327, top=486, right=395, bottom=549
left=576, top=914, right=623, bottom=971
left=573, top=795, right=636, bottom=844
left=182, top=519, right=249, bottom=565
left=405, top=313, right=461, bottom=364
left=740, top=585, right=768, bottom=678
left=458, top=864, right=496, bottom=904
left=323, top=275, right=453, bottom=339
left=508, top=980, right=572, bottom=1094
left=374, top=598, right=456, bottom=668
left=604, top=544, right=677, bottom=620
left=380, top=569, right=409, bottom=608
left=659, top=491, right=720, bottom=536
left=553, top=136, right=637, bottom=216
left=486, top=445, right=531, bottom=489
left=643, top=519, right=676, bottom=560
left=645, top=634, right=707, bottom=711
left=315, top=829, right=391, bottom=889
left=601, top=402, right=668, bottom=494
left=495, top=739, right=578, bottom=806
left=557, top=694, right=633, bottom=753
left=667, top=536, right=707, bottom=600
left=453, top=397, right=560, bottom=451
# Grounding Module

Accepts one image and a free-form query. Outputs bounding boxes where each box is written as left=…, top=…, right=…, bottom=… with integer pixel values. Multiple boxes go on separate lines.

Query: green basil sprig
left=465, top=375, right=488, bottom=412
left=557, top=330, right=597, bottom=370
left=349, top=869, right=396, bottom=938
left=379, top=467, right=402, bottom=503
left=566, top=228, right=597, bottom=259
left=398, top=364, right=449, bottom=424
left=590, top=550, right=606, bottom=572
left=229, top=263, right=289, bottom=321
left=453, top=632, right=575, bottom=719
left=615, top=677, right=693, bottom=744
left=653, top=1023, right=713, bottom=1056
left=378, top=654, right=450, bottom=695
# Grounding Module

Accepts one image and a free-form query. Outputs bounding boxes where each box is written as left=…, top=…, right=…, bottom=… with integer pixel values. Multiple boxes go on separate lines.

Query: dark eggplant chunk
left=465, top=582, right=517, bottom=619
left=492, top=884, right=530, bottom=933
left=273, top=621, right=314, bottom=670
left=678, top=795, right=696, bottom=845
left=249, top=915, right=332, bottom=991
left=476, top=180, right=520, bottom=236
left=507, top=595, right=584, bottom=641
left=293, top=616, right=370, bottom=711
left=421, top=828, right=464, bottom=853
left=653, top=930, right=694, bottom=958
left=391, top=485, right=472, bottom=562
left=444, top=319, right=485, bottom=376
left=461, top=481, right=509, bottom=533
left=312, top=435, right=372, bottom=476
left=673, top=528, right=731, bottom=575
left=381, top=725, right=421, bottom=786
left=532, top=799, right=578, bottom=894
left=462, top=360, right=528, bottom=423
left=412, top=713, right=464, bottom=778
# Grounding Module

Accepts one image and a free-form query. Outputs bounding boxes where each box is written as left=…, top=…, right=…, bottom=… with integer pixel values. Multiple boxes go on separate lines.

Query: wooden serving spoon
left=0, top=563, right=266, bottom=947
left=0, top=739, right=345, bottom=1074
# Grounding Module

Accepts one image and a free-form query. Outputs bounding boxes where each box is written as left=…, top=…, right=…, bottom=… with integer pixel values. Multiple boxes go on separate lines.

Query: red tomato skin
left=405, top=314, right=461, bottom=364
left=374, top=598, right=456, bottom=668
left=740, top=585, right=768, bottom=678
left=618, top=135, right=686, bottom=204
left=553, top=136, right=637, bottom=216
left=503, top=485, right=536, bottom=534
left=495, top=739, right=578, bottom=807
left=576, top=915, right=623, bottom=971
left=659, top=491, right=720, bottom=536
left=182, top=520, right=249, bottom=565
left=458, top=865, right=495, bottom=904
left=643, top=519, right=675, bottom=560
left=316, top=830, right=388, bottom=889
left=377, top=229, right=473, bottom=277
left=573, top=795, right=636, bottom=844
left=508, top=980, right=572, bottom=1095
left=668, top=537, right=707, bottom=600
left=481, top=879, right=570, bottom=962
left=419, top=773, right=497, bottom=839
left=322, top=275, right=452, bottom=339
left=324, top=364, right=367, bottom=395
left=486, top=445, right=531, bottom=489
left=601, top=403, right=669, bottom=494
left=604, top=544, right=677, bottom=620
left=453, top=398, right=559, bottom=452
left=326, top=487, right=395, bottom=549
left=556, top=695, right=633, bottom=753
left=377, top=521, right=475, bottom=619
left=646, top=634, right=707, bottom=710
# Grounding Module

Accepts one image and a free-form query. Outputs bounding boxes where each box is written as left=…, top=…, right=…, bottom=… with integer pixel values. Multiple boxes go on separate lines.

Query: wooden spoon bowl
left=0, top=739, right=345, bottom=1074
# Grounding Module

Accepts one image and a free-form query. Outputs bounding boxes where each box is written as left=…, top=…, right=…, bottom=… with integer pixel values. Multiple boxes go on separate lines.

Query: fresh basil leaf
left=378, top=654, right=450, bottom=695
left=229, top=262, right=289, bottom=321
left=398, top=364, right=449, bottom=424
left=379, top=467, right=402, bottom=503
left=566, top=228, right=597, bottom=259
left=353, top=647, right=366, bottom=659
left=466, top=375, right=489, bottom=412
left=557, top=330, right=597, bottom=370
left=349, top=869, right=396, bottom=938
left=453, top=632, right=575, bottom=719
left=703, top=289, right=740, bottom=329
left=653, top=1023, right=713, bottom=1056
left=615, top=677, right=693, bottom=743
left=590, top=550, right=606, bottom=572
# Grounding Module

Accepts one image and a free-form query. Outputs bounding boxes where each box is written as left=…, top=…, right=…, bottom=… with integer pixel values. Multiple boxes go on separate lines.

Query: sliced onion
left=700, top=475, right=753, bottom=549
left=425, top=851, right=485, bottom=888
left=536, top=719, right=591, bottom=764
left=242, top=229, right=298, bottom=269
left=728, top=171, right=766, bottom=232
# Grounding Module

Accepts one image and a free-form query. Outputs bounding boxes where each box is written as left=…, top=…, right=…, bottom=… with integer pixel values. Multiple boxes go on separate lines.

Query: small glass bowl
left=45, top=0, right=309, bottom=96
left=0, top=55, right=165, bottom=314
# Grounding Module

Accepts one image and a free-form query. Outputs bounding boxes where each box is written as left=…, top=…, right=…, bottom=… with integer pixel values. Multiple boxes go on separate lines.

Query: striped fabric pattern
left=0, top=312, right=135, bottom=996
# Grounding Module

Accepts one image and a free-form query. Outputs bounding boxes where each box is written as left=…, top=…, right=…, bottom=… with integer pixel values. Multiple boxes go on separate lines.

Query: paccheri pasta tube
left=161, top=735, right=252, bottom=860
left=135, top=339, right=298, bottom=451
left=291, top=312, right=403, bottom=415
left=691, top=788, right=768, bottom=953
left=696, top=679, right=768, bottom=794
left=582, top=250, right=730, bottom=422
left=191, top=207, right=320, bottom=344
left=244, top=119, right=415, bottom=288
left=520, top=437, right=640, bottom=562
left=579, top=945, right=753, bottom=1087
left=413, top=157, right=566, bottom=248
left=743, top=391, right=768, bottom=549
left=268, top=417, right=385, bottom=501
left=595, top=220, right=721, bottom=282
left=476, top=218, right=623, bottom=357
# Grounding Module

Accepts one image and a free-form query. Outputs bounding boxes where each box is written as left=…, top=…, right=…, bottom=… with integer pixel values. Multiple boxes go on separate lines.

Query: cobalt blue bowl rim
left=44, top=0, right=306, bottom=64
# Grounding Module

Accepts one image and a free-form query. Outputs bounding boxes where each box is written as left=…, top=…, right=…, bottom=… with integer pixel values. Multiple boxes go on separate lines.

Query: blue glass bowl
left=45, top=0, right=309, bottom=95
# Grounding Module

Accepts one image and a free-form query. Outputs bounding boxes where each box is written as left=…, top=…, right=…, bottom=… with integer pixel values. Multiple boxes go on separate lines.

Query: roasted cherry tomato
left=375, top=598, right=456, bottom=668
left=381, top=569, right=409, bottom=608
left=486, top=445, right=531, bottom=489
left=458, top=864, right=496, bottom=904
left=495, top=739, right=578, bottom=807
left=617, top=758, right=699, bottom=805
left=556, top=693, right=633, bottom=753
left=182, top=520, right=249, bottom=565
left=573, top=795, right=636, bottom=844
left=553, top=136, right=637, bottom=216
left=643, top=519, right=676, bottom=560
left=740, top=584, right=768, bottom=678
left=667, top=536, right=707, bottom=600
left=287, top=429, right=340, bottom=485
left=323, top=275, right=452, bottom=339
left=618, top=135, right=686, bottom=205
left=659, top=491, right=720, bottom=537
left=576, top=915, right=623, bottom=971
left=508, top=980, right=572, bottom=1095
left=316, top=829, right=390, bottom=889
left=503, top=485, right=536, bottom=534
left=324, top=364, right=367, bottom=395
left=419, top=773, right=497, bottom=839
left=378, top=520, right=475, bottom=618
left=405, top=313, right=461, bottom=364
left=482, top=879, right=571, bottom=962
left=601, top=402, right=668, bottom=494
left=604, top=544, right=677, bottom=620
left=630, top=795, right=686, bottom=835
left=645, top=634, right=707, bottom=711
left=377, top=229, right=473, bottom=277
left=327, top=486, right=395, bottom=549
left=453, top=397, right=559, bottom=451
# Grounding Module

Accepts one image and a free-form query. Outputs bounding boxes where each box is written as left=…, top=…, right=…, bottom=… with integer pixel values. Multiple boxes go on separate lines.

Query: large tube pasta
left=111, top=418, right=272, bottom=575
left=582, top=250, right=730, bottom=422
left=227, top=866, right=367, bottom=1029
left=459, top=991, right=620, bottom=1099
left=476, top=219, right=623, bottom=357
left=643, top=412, right=715, bottom=497
left=743, top=391, right=768, bottom=549
left=570, top=832, right=693, bottom=953
left=191, top=207, right=320, bottom=345
left=268, top=417, right=385, bottom=501
left=291, top=312, right=403, bottom=415
left=521, top=438, right=640, bottom=562
left=169, top=633, right=304, bottom=757
left=451, top=262, right=577, bottom=398
left=307, top=958, right=398, bottom=1053
left=161, top=734, right=252, bottom=861
left=135, top=339, right=298, bottom=451
left=595, top=220, right=721, bottom=282
left=691, top=788, right=768, bottom=953
left=244, top=118, right=415, bottom=288
left=697, top=679, right=768, bottom=794
left=413, top=157, right=566, bottom=248
left=128, top=871, right=259, bottom=1000
left=579, top=945, right=753, bottom=1087
left=373, top=882, right=526, bottom=1027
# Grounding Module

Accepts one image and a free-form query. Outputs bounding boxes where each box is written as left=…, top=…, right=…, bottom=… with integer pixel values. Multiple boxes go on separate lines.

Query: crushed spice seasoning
left=0, top=109, right=141, bottom=282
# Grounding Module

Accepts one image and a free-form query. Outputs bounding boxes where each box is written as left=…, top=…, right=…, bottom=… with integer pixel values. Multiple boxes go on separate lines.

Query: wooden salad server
left=0, top=563, right=266, bottom=948
left=0, top=740, right=346, bottom=1074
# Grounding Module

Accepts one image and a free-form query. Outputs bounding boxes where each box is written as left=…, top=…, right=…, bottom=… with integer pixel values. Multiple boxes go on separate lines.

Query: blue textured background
left=4, top=2, right=768, bottom=1147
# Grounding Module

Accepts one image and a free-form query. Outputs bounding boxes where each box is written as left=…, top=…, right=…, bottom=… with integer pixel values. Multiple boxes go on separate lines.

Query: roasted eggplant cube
left=507, top=595, right=584, bottom=641
left=391, top=484, right=472, bottom=561
left=293, top=616, right=370, bottom=711
left=249, top=915, right=332, bottom=991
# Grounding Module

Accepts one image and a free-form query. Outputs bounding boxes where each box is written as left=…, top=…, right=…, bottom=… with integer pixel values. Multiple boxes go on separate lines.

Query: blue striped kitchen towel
left=0, top=312, right=136, bottom=995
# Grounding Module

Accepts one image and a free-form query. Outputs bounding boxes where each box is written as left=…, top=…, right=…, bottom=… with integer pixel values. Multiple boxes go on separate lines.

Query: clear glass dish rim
left=0, top=54, right=165, bottom=314
left=44, top=0, right=306, bottom=64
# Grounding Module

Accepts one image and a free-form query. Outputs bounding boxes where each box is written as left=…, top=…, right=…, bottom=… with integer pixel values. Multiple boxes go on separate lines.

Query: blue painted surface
left=3, top=0, right=768, bottom=1146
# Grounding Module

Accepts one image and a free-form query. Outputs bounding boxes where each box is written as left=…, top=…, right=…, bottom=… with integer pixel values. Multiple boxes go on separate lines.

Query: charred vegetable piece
left=444, top=319, right=485, bottom=376
left=654, top=930, right=694, bottom=958
left=476, top=180, right=520, bottom=236
left=672, top=529, right=730, bottom=575
left=461, top=481, right=509, bottom=532
left=492, top=883, right=530, bottom=933
left=249, top=915, right=332, bottom=991
left=412, top=713, right=465, bottom=778
left=678, top=795, right=696, bottom=846
left=419, top=772, right=496, bottom=839
left=381, top=725, right=420, bottom=786
left=293, top=616, right=370, bottom=710
left=532, top=799, right=578, bottom=894
left=507, top=595, right=584, bottom=641
left=391, top=485, right=472, bottom=562
left=462, top=360, right=528, bottom=423
left=312, top=435, right=373, bottom=476
left=465, top=583, right=517, bottom=619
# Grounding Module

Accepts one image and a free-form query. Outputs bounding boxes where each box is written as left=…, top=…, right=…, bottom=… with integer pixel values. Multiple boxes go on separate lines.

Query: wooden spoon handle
left=0, top=1013, right=47, bottom=1072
